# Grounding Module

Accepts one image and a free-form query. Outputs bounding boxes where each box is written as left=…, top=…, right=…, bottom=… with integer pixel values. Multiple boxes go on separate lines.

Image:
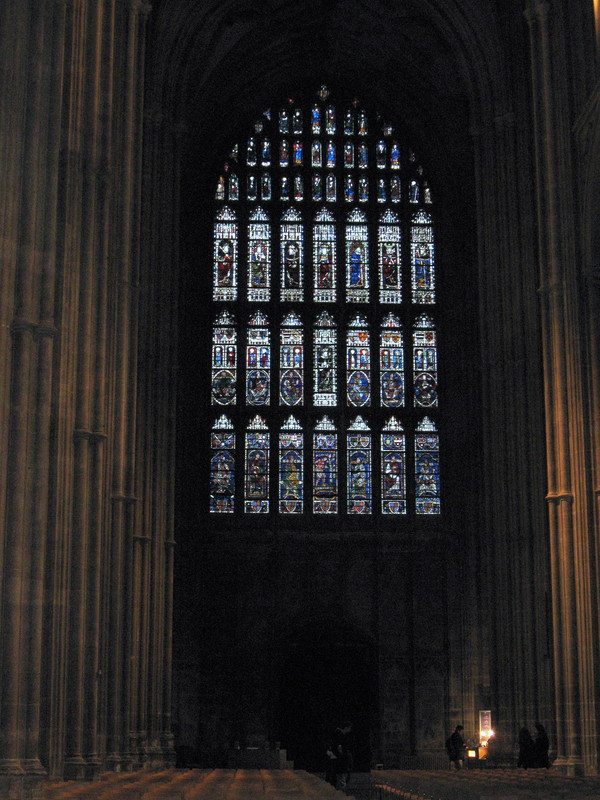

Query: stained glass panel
left=210, top=415, right=235, bottom=513
left=411, top=210, right=435, bottom=304
left=280, top=311, right=303, bottom=406
left=313, top=209, right=336, bottom=302
left=248, top=207, right=270, bottom=302
left=279, top=416, right=303, bottom=513
left=280, top=209, right=304, bottom=301
left=247, top=311, right=270, bottom=406
left=346, top=209, right=369, bottom=303
left=314, top=310, right=336, bottom=406
left=381, top=417, right=406, bottom=514
left=379, top=209, right=401, bottom=303
left=213, top=207, right=237, bottom=301
left=415, top=416, right=440, bottom=514
left=413, top=314, right=438, bottom=407
left=347, top=313, right=370, bottom=407
left=380, top=312, right=404, bottom=408
left=245, top=415, right=269, bottom=513
left=313, top=416, right=337, bottom=513
left=212, top=310, right=237, bottom=406
left=347, top=416, right=372, bottom=513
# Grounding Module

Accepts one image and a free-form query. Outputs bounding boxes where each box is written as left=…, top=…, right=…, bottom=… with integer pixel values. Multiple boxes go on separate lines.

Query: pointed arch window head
left=382, top=417, right=406, bottom=514
left=413, top=314, right=438, bottom=408
left=210, top=415, right=235, bottom=513
left=313, top=415, right=338, bottom=514
left=279, top=415, right=304, bottom=513
left=415, top=417, right=440, bottom=515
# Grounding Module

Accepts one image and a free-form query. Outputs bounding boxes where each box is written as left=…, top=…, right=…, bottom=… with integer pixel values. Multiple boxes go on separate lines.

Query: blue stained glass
left=347, top=418, right=371, bottom=513
left=345, top=175, right=355, bottom=203
left=377, top=179, right=386, bottom=203
left=279, top=109, right=289, bottom=134
left=213, top=208, right=237, bottom=301
left=247, top=314, right=270, bottom=405
left=210, top=417, right=236, bottom=513
left=413, top=317, right=437, bottom=407
left=347, top=319, right=370, bottom=407
left=312, top=104, right=321, bottom=134
left=411, top=211, right=435, bottom=303
left=281, top=175, right=290, bottom=201
left=326, top=141, right=336, bottom=168
left=380, top=321, right=404, bottom=408
left=280, top=317, right=303, bottom=405
left=358, top=143, right=368, bottom=168
left=381, top=419, right=406, bottom=514
left=279, top=419, right=303, bottom=513
left=415, top=417, right=440, bottom=514
left=313, top=417, right=337, bottom=513
left=212, top=312, right=237, bottom=405
left=390, top=141, right=400, bottom=168
left=245, top=426, right=269, bottom=513
left=261, top=138, right=271, bottom=166
left=294, top=140, right=303, bottom=165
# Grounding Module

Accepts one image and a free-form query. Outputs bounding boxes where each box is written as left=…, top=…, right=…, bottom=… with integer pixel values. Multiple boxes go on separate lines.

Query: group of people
left=517, top=723, right=550, bottom=769
left=325, top=721, right=354, bottom=793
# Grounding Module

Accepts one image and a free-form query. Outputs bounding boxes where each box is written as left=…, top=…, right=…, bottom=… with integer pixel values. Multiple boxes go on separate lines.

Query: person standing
left=446, top=725, right=466, bottom=770
left=517, top=726, right=535, bottom=768
left=331, top=721, right=353, bottom=793
left=533, top=723, right=550, bottom=768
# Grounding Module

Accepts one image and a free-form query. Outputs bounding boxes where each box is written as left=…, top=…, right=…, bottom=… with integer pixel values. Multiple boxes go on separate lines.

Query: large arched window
left=209, top=86, right=440, bottom=518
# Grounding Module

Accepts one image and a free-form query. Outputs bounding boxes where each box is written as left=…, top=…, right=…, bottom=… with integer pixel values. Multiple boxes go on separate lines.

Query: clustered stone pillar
left=525, top=0, right=599, bottom=775
left=0, top=1, right=176, bottom=795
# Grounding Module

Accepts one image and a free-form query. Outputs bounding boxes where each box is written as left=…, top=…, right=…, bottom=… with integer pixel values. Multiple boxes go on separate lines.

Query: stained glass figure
left=279, top=416, right=303, bottom=513
left=377, top=179, right=387, bottom=203
left=326, top=105, right=336, bottom=134
left=358, top=177, right=368, bottom=203
left=326, top=173, right=336, bottom=202
left=294, top=174, right=304, bottom=202
left=211, top=310, right=237, bottom=405
left=390, top=141, right=400, bottom=168
left=379, top=209, right=401, bottom=303
left=280, top=209, right=304, bottom=302
left=280, top=311, right=303, bottom=405
left=313, top=415, right=337, bottom=513
left=326, top=140, right=336, bottom=168
left=346, top=209, right=369, bottom=302
left=376, top=140, right=386, bottom=168
left=254, top=120, right=264, bottom=133
left=247, top=311, right=270, bottom=406
left=216, top=175, right=225, bottom=201
left=415, top=416, right=440, bottom=514
left=213, top=207, right=237, bottom=301
left=245, top=415, right=269, bottom=513
left=312, top=103, right=321, bottom=134
left=279, top=108, right=289, bottom=134
left=247, top=207, right=270, bottom=302
left=344, top=110, right=354, bottom=135
left=247, top=174, right=257, bottom=201
left=358, top=109, right=368, bottom=135
left=424, top=181, right=432, bottom=203
left=409, top=179, right=420, bottom=203
left=380, top=312, right=404, bottom=408
left=293, top=108, right=302, bottom=134
left=313, top=208, right=336, bottom=302
left=247, top=137, right=257, bottom=166
left=358, top=142, right=368, bottom=168
left=344, top=142, right=354, bottom=168
left=347, top=313, right=371, bottom=407
left=210, top=415, right=235, bottom=513
left=381, top=417, right=406, bottom=514
left=281, top=175, right=290, bottom=202
left=314, top=310, right=337, bottom=405
left=293, top=140, right=303, bottom=166
left=229, top=173, right=239, bottom=201
left=413, top=314, right=438, bottom=407
left=390, top=175, right=400, bottom=203
left=347, top=416, right=372, bottom=513
left=261, top=138, right=271, bottom=166
left=261, top=173, right=271, bottom=201
left=411, top=211, right=435, bottom=303
left=280, top=139, right=290, bottom=167
left=312, top=140, right=322, bottom=167
left=345, top=175, right=355, bottom=203
left=312, top=173, right=322, bottom=202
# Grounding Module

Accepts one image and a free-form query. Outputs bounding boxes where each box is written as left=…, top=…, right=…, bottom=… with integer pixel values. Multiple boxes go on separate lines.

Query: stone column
left=525, top=0, right=598, bottom=775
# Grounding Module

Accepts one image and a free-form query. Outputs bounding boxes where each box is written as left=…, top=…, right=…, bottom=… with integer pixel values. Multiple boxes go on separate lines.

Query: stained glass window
left=314, top=310, right=337, bottom=406
left=413, top=314, right=438, bottom=408
left=313, top=415, right=337, bottom=513
left=313, top=208, right=336, bottom=302
left=381, top=417, right=406, bottom=514
left=280, top=209, right=304, bottom=301
left=346, top=209, right=369, bottom=303
left=248, top=207, right=271, bottom=302
left=210, top=415, right=236, bottom=513
left=379, top=209, right=401, bottom=304
left=347, top=416, right=372, bottom=514
left=212, top=310, right=237, bottom=406
left=415, top=417, right=440, bottom=514
left=213, top=207, right=237, bottom=301
left=411, top=210, right=435, bottom=303
left=245, top=415, right=269, bottom=513
left=347, top=313, right=370, bottom=407
left=247, top=310, right=270, bottom=406
left=279, top=415, right=303, bottom=513
left=381, top=312, right=404, bottom=408
left=280, top=311, right=303, bottom=406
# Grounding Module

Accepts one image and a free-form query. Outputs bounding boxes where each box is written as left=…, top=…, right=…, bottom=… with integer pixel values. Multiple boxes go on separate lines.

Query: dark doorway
left=278, top=623, right=376, bottom=771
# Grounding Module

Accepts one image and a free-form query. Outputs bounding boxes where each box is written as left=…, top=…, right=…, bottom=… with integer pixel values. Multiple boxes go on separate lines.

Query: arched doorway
left=278, top=620, right=377, bottom=771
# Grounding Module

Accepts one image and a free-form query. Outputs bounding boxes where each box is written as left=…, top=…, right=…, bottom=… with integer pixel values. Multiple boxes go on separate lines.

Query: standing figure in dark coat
left=533, top=723, right=550, bottom=768
left=517, top=727, right=535, bottom=768
left=446, top=725, right=465, bottom=770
